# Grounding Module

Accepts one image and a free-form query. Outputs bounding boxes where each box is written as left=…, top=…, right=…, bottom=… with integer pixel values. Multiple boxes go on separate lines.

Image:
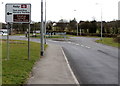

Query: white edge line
left=61, top=47, right=80, bottom=86
left=86, top=46, right=90, bottom=49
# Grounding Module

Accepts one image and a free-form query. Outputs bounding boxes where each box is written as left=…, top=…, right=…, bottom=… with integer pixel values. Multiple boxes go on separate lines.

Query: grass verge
left=31, top=35, right=69, bottom=39
left=95, top=38, right=119, bottom=48
left=2, top=40, right=47, bottom=85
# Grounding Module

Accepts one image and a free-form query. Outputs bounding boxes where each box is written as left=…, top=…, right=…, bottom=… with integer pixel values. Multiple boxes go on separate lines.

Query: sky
left=0, top=0, right=120, bottom=23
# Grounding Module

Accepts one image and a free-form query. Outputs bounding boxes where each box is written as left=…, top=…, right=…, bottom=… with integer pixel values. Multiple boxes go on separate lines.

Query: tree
left=54, top=19, right=68, bottom=32
left=79, top=21, right=89, bottom=33
left=68, top=18, right=77, bottom=32
left=46, top=21, right=53, bottom=32
left=89, top=20, right=97, bottom=33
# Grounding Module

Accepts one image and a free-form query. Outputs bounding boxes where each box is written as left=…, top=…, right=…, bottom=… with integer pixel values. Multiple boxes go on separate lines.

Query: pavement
left=27, top=44, right=78, bottom=84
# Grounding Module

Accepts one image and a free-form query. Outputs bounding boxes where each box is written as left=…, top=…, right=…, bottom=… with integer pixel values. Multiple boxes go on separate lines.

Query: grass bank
left=95, top=38, right=119, bottom=48
left=31, top=35, right=69, bottom=39
left=2, top=40, right=47, bottom=85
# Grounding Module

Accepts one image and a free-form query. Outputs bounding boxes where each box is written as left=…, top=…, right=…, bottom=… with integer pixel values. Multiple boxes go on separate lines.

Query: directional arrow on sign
left=7, top=12, right=12, bottom=15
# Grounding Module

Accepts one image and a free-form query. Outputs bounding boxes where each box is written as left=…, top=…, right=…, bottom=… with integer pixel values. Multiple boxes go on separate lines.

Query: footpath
left=27, top=44, right=78, bottom=84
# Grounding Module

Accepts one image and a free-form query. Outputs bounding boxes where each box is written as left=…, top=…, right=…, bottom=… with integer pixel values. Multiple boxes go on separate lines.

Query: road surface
left=1, top=36, right=119, bottom=85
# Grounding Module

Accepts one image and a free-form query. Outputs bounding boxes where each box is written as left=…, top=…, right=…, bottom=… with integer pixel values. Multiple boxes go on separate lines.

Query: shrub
left=113, top=35, right=120, bottom=43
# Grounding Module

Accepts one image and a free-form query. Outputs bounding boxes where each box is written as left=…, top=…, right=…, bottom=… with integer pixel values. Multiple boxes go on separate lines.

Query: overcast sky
left=0, top=0, right=119, bottom=23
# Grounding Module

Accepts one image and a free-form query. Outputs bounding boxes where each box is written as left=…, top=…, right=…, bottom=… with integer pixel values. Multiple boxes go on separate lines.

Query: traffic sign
left=5, top=3, right=31, bottom=23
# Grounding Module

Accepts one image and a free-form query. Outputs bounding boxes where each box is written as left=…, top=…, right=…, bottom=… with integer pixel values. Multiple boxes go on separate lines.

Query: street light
left=96, top=3, right=103, bottom=41
left=73, top=10, right=79, bottom=36
left=41, top=0, right=44, bottom=56
left=101, top=8, right=103, bottom=41
left=44, top=0, right=47, bottom=44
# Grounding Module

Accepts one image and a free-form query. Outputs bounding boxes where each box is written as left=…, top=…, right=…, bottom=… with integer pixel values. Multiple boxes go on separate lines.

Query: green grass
left=31, top=35, right=69, bottom=39
left=66, top=35, right=77, bottom=37
left=66, top=35, right=100, bottom=38
left=95, top=38, right=119, bottom=48
left=2, top=40, right=47, bottom=85
left=46, top=35, right=67, bottom=38
left=11, top=34, right=25, bottom=36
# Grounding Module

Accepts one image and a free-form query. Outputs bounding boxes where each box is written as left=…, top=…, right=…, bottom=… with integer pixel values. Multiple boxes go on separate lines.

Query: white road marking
left=72, top=43, right=76, bottom=45
left=52, top=41, right=57, bottom=42
left=86, top=46, right=91, bottom=49
left=61, top=47, right=80, bottom=85
left=68, top=42, right=72, bottom=43
left=76, top=44, right=80, bottom=46
left=48, top=40, right=52, bottom=41
left=81, top=45, right=84, bottom=47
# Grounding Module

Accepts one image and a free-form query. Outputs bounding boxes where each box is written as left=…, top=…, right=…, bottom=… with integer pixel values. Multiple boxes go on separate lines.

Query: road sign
left=5, top=3, right=31, bottom=23
left=5, top=3, right=31, bottom=60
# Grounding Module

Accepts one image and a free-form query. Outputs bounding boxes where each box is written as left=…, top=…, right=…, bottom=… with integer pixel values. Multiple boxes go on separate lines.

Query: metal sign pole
left=7, top=23, right=10, bottom=60
left=41, top=0, right=44, bottom=56
left=28, top=23, right=30, bottom=60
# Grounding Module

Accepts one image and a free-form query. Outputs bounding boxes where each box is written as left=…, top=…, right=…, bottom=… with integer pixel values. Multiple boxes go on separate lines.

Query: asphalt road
left=1, top=35, right=119, bottom=85
left=48, top=37, right=118, bottom=84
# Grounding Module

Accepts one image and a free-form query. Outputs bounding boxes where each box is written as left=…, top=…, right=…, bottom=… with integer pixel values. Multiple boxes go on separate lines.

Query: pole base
left=41, top=51, right=44, bottom=56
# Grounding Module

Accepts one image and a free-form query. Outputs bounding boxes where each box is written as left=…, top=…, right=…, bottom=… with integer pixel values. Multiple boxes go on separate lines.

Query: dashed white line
left=52, top=41, right=57, bottom=42
left=68, top=42, right=72, bottom=43
left=76, top=44, right=80, bottom=46
left=72, top=43, right=76, bottom=45
left=81, top=45, right=84, bottom=47
left=86, top=46, right=91, bottom=49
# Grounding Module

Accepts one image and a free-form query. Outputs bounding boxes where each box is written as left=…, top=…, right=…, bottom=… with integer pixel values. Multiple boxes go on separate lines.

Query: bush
left=66, top=32, right=118, bottom=37
left=113, top=35, right=120, bottom=43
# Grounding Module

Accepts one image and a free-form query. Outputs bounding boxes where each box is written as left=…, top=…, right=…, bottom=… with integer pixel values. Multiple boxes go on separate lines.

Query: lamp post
left=96, top=3, right=103, bottom=41
left=101, top=8, right=103, bottom=41
left=74, top=10, right=79, bottom=36
left=44, top=0, right=47, bottom=44
left=41, top=0, right=44, bottom=56
left=77, top=22, right=78, bottom=36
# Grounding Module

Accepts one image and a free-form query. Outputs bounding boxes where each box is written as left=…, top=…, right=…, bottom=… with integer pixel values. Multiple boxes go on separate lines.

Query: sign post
left=6, top=23, right=10, bottom=60
left=28, top=23, right=30, bottom=60
left=5, top=3, right=31, bottom=60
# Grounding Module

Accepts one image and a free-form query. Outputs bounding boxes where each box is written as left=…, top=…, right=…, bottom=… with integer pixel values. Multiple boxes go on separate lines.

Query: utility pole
left=96, top=3, right=102, bottom=41
left=80, top=28, right=81, bottom=36
left=41, top=0, right=44, bottom=56
left=77, top=23, right=78, bottom=36
left=101, top=8, right=103, bottom=41
left=44, top=0, right=47, bottom=44
left=74, top=10, right=79, bottom=36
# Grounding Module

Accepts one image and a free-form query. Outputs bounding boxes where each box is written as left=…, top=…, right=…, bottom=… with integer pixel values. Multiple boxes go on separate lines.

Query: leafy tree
left=68, top=18, right=77, bottom=32
left=79, top=21, right=89, bottom=33
left=46, top=21, right=53, bottom=32
left=89, top=20, right=97, bottom=33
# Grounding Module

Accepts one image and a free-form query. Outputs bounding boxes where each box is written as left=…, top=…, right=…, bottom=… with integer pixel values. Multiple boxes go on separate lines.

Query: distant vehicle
left=0, top=29, right=8, bottom=36
left=35, top=30, right=40, bottom=33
